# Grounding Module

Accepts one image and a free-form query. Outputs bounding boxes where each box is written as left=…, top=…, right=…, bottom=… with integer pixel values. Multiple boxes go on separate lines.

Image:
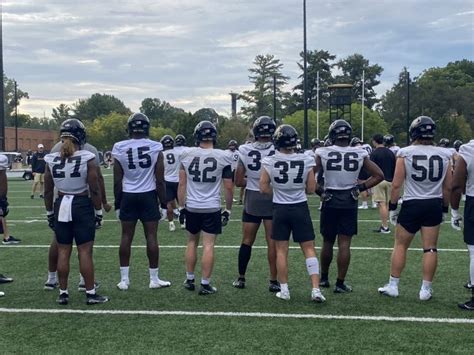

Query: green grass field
left=1, top=171, right=474, bottom=353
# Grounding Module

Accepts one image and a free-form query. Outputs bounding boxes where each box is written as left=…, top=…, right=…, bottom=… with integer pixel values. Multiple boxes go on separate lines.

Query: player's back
left=238, top=142, right=275, bottom=191
left=457, top=140, right=474, bottom=197
left=398, top=144, right=452, bottom=200
left=181, top=147, right=232, bottom=210
left=112, top=138, right=162, bottom=193
left=163, top=146, right=188, bottom=183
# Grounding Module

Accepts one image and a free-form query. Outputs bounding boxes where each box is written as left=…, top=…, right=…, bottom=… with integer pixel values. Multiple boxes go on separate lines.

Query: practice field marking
left=0, top=244, right=467, bottom=252
left=0, top=307, right=472, bottom=324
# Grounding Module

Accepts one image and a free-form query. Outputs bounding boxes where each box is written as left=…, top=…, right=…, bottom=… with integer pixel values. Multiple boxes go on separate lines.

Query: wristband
left=442, top=205, right=449, bottom=213
left=388, top=202, right=398, bottom=211
left=95, top=209, right=103, bottom=216
left=47, top=210, right=54, bottom=216
left=356, top=183, right=368, bottom=192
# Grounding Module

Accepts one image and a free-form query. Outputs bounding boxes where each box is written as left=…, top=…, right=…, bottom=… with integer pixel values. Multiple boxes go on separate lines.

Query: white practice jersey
left=226, top=149, right=240, bottom=171
left=112, top=138, right=163, bottom=193
left=44, top=150, right=95, bottom=194
left=397, top=145, right=452, bottom=201
left=304, top=149, right=316, bottom=159
left=51, top=142, right=100, bottom=165
left=238, top=142, right=275, bottom=192
left=361, top=144, right=373, bottom=155
left=181, top=147, right=233, bottom=210
left=458, top=140, right=474, bottom=197
left=316, top=146, right=368, bottom=190
left=262, top=151, right=315, bottom=204
left=163, top=146, right=189, bottom=183
left=389, top=145, right=400, bottom=156
left=0, top=154, right=8, bottom=170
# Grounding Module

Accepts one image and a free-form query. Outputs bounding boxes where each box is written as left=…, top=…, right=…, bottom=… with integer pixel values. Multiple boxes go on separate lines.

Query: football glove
left=221, top=209, right=231, bottom=227
left=322, top=190, right=333, bottom=202
left=95, top=209, right=103, bottom=229
left=47, top=211, right=55, bottom=230
left=451, top=209, right=462, bottom=231
left=388, top=202, right=398, bottom=226
left=0, top=197, right=9, bottom=218
left=178, top=207, right=186, bottom=226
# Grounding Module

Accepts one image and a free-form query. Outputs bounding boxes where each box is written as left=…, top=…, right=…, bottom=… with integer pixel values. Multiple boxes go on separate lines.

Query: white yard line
left=0, top=307, right=472, bottom=324
left=0, top=245, right=467, bottom=252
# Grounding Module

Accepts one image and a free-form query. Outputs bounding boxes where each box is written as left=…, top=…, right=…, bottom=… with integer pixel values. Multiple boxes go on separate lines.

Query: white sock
left=186, top=272, right=195, bottom=281
left=422, top=280, right=432, bottom=289
left=86, top=288, right=96, bottom=295
left=201, top=278, right=210, bottom=285
left=48, top=271, right=57, bottom=283
left=468, top=245, right=474, bottom=285
left=59, top=289, right=68, bottom=295
left=79, top=274, right=85, bottom=285
left=305, top=257, right=320, bottom=276
left=149, top=268, right=159, bottom=281
left=173, top=208, right=179, bottom=214
left=389, top=275, right=399, bottom=287
left=280, top=283, right=289, bottom=293
left=120, top=266, right=129, bottom=282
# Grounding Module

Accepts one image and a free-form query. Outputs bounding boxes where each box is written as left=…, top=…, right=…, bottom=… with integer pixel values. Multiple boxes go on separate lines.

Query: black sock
left=336, top=278, right=344, bottom=287
left=321, top=273, right=329, bottom=282
left=238, top=244, right=252, bottom=276
left=270, top=279, right=279, bottom=285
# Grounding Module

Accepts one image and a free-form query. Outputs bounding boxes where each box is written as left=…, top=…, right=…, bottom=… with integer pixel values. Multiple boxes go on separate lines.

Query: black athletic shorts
left=120, top=190, right=160, bottom=222
left=185, top=209, right=222, bottom=235
left=54, top=196, right=95, bottom=246
left=272, top=201, right=315, bottom=243
left=320, top=207, right=358, bottom=242
left=397, top=198, right=443, bottom=234
left=165, top=181, right=179, bottom=202
left=464, top=196, right=474, bottom=245
left=242, top=209, right=272, bottom=224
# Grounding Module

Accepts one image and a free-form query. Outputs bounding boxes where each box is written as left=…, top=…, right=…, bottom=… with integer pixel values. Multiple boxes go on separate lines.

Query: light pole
left=303, top=0, right=309, bottom=149
left=0, top=4, right=5, bottom=151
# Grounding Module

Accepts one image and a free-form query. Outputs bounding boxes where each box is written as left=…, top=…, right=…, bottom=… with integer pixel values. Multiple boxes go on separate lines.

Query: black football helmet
left=60, top=119, right=86, bottom=146
left=273, top=124, right=298, bottom=150
left=160, top=135, right=174, bottom=149
left=384, top=134, right=394, bottom=146
left=350, top=137, right=361, bottom=147
left=310, top=138, right=321, bottom=148
left=328, top=119, right=352, bottom=143
left=454, top=140, right=463, bottom=152
left=175, top=134, right=186, bottom=146
left=438, top=138, right=450, bottom=147
left=127, top=113, right=150, bottom=136
left=409, top=116, right=436, bottom=141
left=253, top=116, right=276, bottom=139
left=228, top=139, right=238, bottom=148
left=194, top=121, right=217, bottom=144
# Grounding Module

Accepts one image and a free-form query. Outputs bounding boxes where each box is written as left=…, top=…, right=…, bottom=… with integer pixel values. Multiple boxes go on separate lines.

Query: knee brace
left=305, top=257, right=320, bottom=276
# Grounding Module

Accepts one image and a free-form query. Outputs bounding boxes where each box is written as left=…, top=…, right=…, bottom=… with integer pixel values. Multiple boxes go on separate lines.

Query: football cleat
left=198, top=284, right=217, bottom=295
left=0, top=274, right=13, bottom=284
left=44, top=281, right=59, bottom=291
left=458, top=298, right=474, bottom=310
left=183, top=279, right=195, bottom=291
left=0, top=291, right=4, bottom=297
left=268, top=280, right=281, bottom=293
left=464, top=282, right=474, bottom=290
left=419, top=287, right=433, bottom=301
left=378, top=284, right=399, bottom=297
left=276, top=291, right=290, bottom=300
left=319, top=279, right=330, bottom=288
left=2, top=236, right=21, bottom=245
left=116, top=280, right=129, bottom=291
left=86, top=293, right=109, bottom=305
left=334, top=283, right=353, bottom=293
left=149, top=279, right=171, bottom=289
left=311, top=288, right=326, bottom=303
left=169, top=221, right=176, bottom=232
left=358, top=205, right=369, bottom=210
left=57, top=293, right=69, bottom=305
left=232, top=277, right=245, bottom=289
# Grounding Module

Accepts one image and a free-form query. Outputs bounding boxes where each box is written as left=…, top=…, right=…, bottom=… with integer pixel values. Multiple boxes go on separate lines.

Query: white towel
left=58, top=195, right=74, bottom=222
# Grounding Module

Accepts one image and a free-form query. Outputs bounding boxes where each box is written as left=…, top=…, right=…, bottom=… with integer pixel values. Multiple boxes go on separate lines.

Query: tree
left=3, top=74, right=29, bottom=125
left=335, top=54, right=383, bottom=108
left=240, top=54, right=289, bottom=121
left=215, top=118, right=250, bottom=149
left=140, top=97, right=191, bottom=131
left=52, top=104, right=72, bottom=125
left=87, top=112, right=129, bottom=150
left=293, top=49, right=336, bottom=112
left=73, top=93, right=131, bottom=122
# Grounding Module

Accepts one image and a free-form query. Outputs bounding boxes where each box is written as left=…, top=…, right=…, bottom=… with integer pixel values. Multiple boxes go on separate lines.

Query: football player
left=113, top=113, right=171, bottom=291
left=232, top=116, right=279, bottom=291
left=379, top=116, right=452, bottom=301
left=260, top=124, right=325, bottom=302
left=351, top=137, right=373, bottom=210
left=315, top=120, right=383, bottom=293
left=160, top=135, right=189, bottom=231
left=178, top=121, right=233, bottom=295
left=384, top=134, right=400, bottom=156
left=44, top=119, right=110, bottom=292
left=226, top=140, right=239, bottom=202
left=0, top=153, right=12, bottom=297
left=44, top=119, right=108, bottom=305
left=450, top=138, right=474, bottom=310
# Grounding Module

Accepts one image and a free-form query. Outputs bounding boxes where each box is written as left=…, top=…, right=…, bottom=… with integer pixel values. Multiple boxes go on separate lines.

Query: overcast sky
left=3, top=0, right=473, bottom=118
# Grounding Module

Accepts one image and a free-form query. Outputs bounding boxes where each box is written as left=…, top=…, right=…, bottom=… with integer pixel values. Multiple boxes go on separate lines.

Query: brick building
left=4, top=127, right=58, bottom=152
